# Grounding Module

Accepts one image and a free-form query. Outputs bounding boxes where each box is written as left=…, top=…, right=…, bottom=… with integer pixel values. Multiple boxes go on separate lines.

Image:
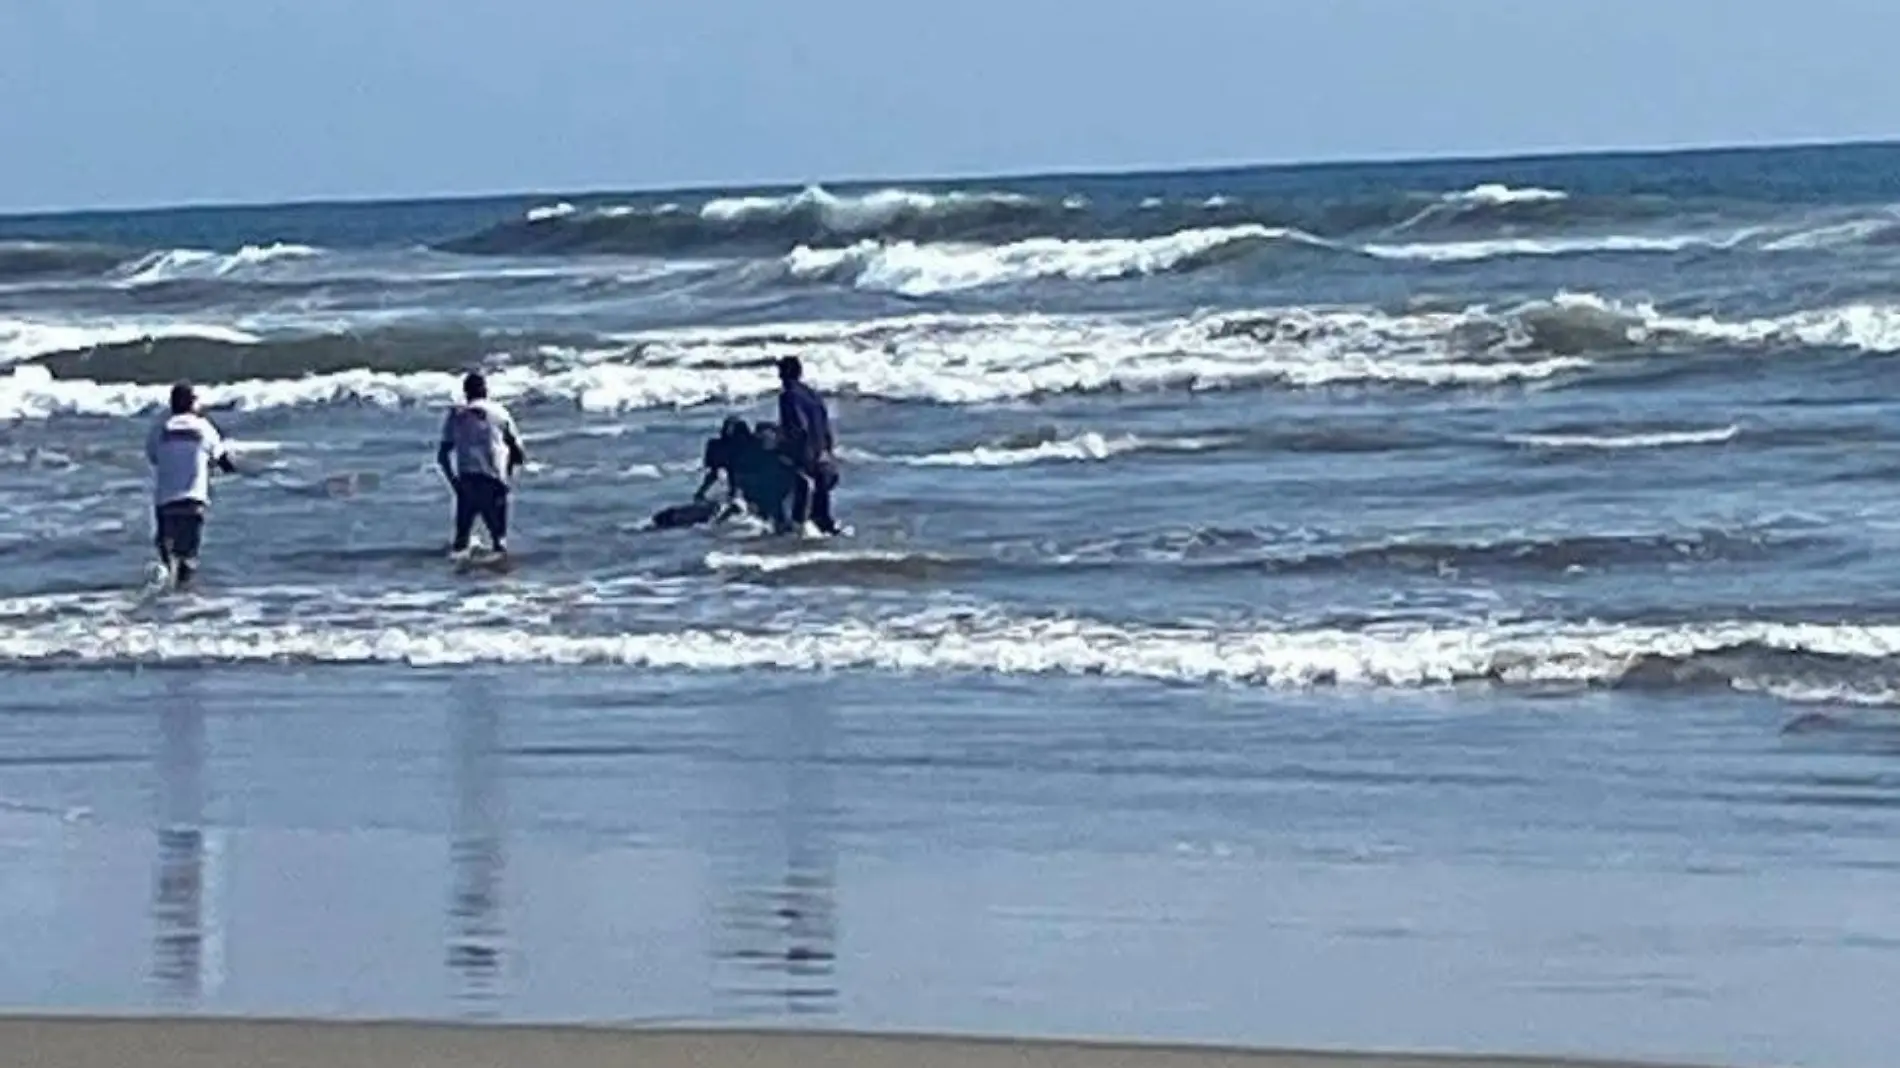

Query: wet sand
left=0, top=1018, right=1721, bottom=1068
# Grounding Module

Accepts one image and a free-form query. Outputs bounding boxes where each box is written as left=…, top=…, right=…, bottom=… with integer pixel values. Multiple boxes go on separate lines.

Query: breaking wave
left=1, top=317, right=264, bottom=368
left=1508, top=426, right=1742, bottom=451
left=780, top=225, right=1331, bottom=296
left=112, top=243, right=323, bottom=287
left=10, top=292, right=1900, bottom=420
left=431, top=181, right=1712, bottom=259
left=441, top=186, right=1062, bottom=255
left=852, top=429, right=1234, bottom=468
left=5, top=604, right=1900, bottom=706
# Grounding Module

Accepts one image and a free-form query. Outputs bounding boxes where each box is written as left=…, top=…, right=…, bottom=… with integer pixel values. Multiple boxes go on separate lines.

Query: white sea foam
left=1509, top=426, right=1741, bottom=451
left=1759, top=213, right=1900, bottom=252
left=1362, top=232, right=1733, bottom=263
left=115, top=243, right=322, bottom=287
left=1442, top=183, right=1570, bottom=206
left=699, top=184, right=1036, bottom=233
left=703, top=548, right=945, bottom=574
left=783, top=225, right=1315, bottom=297
left=7, top=293, right=1900, bottom=421
left=855, top=431, right=1233, bottom=468
left=0, top=610, right=1895, bottom=703
left=1381, top=183, right=1575, bottom=236
left=0, top=316, right=263, bottom=367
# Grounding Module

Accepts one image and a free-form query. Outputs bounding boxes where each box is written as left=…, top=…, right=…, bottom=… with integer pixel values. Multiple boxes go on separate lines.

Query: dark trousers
left=154, top=499, right=207, bottom=581
left=787, top=458, right=839, bottom=534
left=452, top=474, right=510, bottom=552
left=743, top=472, right=794, bottom=533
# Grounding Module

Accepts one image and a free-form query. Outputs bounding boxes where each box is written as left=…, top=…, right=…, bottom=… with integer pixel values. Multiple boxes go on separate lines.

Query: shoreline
left=0, top=1016, right=1727, bottom=1068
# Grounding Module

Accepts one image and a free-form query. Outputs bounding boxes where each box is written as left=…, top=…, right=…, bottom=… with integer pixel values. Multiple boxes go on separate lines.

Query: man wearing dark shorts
left=144, top=381, right=237, bottom=586
left=437, top=372, right=527, bottom=555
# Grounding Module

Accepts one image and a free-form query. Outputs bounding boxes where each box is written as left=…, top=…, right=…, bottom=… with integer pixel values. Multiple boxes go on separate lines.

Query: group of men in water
left=144, top=355, right=840, bottom=585
left=663, top=355, right=840, bottom=535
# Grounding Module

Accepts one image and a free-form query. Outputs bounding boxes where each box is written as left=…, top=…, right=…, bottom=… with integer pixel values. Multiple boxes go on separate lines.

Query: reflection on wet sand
left=448, top=675, right=508, bottom=1016
left=150, top=673, right=220, bottom=1006
left=710, top=694, right=839, bottom=1019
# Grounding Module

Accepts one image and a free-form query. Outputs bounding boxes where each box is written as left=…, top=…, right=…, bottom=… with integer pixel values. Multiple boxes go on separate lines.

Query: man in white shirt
left=436, top=371, right=526, bottom=556
left=145, top=381, right=237, bottom=586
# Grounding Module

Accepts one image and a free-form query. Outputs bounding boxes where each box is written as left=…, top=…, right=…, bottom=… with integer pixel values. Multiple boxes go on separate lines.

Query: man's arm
left=436, top=411, right=457, bottom=481
left=502, top=414, right=527, bottom=476
left=777, top=389, right=800, bottom=440
left=202, top=421, right=238, bottom=475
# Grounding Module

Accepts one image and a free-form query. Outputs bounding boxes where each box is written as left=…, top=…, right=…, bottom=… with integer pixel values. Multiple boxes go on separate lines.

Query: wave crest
left=438, top=185, right=1064, bottom=257
left=427, top=180, right=1733, bottom=265
left=778, top=225, right=1327, bottom=296
left=3, top=608, right=1900, bottom=707
left=12, top=290, right=1900, bottom=420
left=112, top=243, right=323, bottom=287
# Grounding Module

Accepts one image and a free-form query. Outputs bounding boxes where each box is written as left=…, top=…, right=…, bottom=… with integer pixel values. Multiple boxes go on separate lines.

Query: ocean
left=5, top=141, right=1900, bottom=1068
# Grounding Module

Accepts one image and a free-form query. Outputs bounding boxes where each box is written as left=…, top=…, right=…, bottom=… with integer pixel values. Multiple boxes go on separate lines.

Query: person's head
left=168, top=381, right=196, bottom=415
left=720, top=415, right=752, bottom=441
left=776, top=356, right=803, bottom=384
left=462, top=371, right=488, bottom=402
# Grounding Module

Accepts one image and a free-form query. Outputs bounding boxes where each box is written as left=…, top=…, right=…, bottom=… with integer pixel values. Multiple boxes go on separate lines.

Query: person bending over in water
left=692, top=417, right=797, bottom=531
left=436, top=371, right=526, bottom=556
left=695, top=415, right=757, bottom=505
left=145, top=381, right=238, bottom=587
left=774, top=356, right=840, bottom=535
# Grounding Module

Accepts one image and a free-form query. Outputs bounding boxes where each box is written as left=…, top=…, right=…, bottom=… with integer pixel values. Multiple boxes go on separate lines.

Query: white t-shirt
left=439, top=399, right=521, bottom=481
left=146, top=412, right=229, bottom=507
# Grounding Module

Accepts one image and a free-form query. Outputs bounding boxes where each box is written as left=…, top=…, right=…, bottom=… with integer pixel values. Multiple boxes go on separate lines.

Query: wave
left=1226, top=527, right=1813, bottom=577
left=703, top=548, right=975, bottom=585
left=1508, top=426, right=1742, bottom=451
left=771, top=219, right=1846, bottom=296
left=15, top=321, right=602, bottom=384
left=438, top=178, right=1900, bottom=272
left=439, top=185, right=1064, bottom=256
left=0, top=317, right=263, bottom=368
left=853, top=429, right=1234, bottom=468
left=694, top=525, right=1815, bottom=588
left=112, top=243, right=323, bottom=287
left=0, top=240, right=137, bottom=283
left=0, top=238, right=710, bottom=300
left=11, top=291, right=1900, bottom=420
left=778, top=225, right=1328, bottom=296
left=1361, top=231, right=1747, bottom=263
left=430, top=181, right=1734, bottom=261
left=0, top=240, right=330, bottom=291
left=1383, top=183, right=1578, bottom=235
left=4, top=607, right=1900, bottom=706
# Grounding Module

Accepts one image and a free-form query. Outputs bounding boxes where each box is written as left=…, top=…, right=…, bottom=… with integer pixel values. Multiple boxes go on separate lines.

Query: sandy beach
left=0, top=1018, right=1722, bottom=1068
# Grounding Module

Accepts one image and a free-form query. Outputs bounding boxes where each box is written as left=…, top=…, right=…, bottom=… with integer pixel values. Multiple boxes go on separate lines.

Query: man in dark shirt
left=774, top=356, right=839, bottom=535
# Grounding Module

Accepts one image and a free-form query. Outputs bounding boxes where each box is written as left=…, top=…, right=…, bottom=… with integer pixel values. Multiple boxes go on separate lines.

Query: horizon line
left=6, top=132, right=1899, bottom=221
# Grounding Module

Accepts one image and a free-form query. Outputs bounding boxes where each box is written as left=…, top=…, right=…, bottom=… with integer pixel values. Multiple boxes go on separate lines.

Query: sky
left=4, top=0, right=1900, bottom=212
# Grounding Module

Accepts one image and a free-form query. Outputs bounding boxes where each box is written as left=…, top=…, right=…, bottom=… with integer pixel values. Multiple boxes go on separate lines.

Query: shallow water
left=8, top=143, right=1900, bottom=1067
